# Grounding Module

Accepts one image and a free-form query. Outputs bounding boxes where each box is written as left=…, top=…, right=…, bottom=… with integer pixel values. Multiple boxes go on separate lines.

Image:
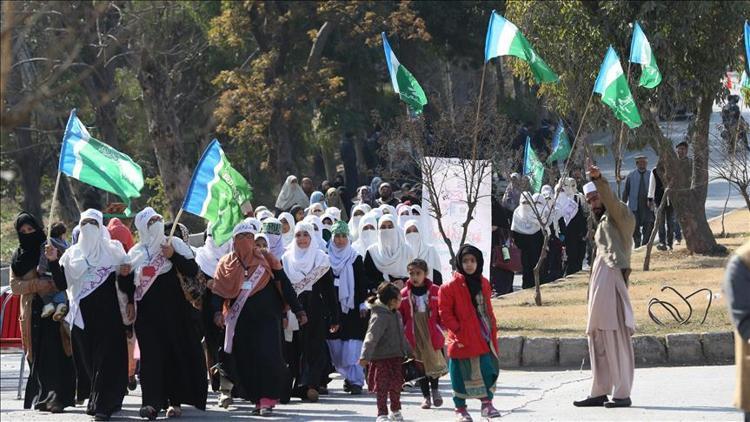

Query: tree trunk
left=643, top=189, right=669, bottom=271
left=13, top=124, right=43, bottom=219
left=646, top=97, right=726, bottom=255
left=137, top=50, right=192, bottom=219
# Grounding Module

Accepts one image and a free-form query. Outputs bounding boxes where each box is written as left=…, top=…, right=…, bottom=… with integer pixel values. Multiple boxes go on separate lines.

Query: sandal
left=166, top=405, right=182, bottom=418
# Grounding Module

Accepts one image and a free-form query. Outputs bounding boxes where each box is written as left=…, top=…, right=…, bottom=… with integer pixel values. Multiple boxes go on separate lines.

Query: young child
left=360, top=282, right=412, bottom=422
left=37, top=222, right=69, bottom=320
left=399, top=259, right=447, bottom=409
left=438, top=245, right=500, bottom=421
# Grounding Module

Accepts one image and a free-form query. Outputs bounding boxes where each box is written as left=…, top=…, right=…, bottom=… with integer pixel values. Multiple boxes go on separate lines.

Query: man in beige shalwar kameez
left=573, top=163, right=636, bottom=409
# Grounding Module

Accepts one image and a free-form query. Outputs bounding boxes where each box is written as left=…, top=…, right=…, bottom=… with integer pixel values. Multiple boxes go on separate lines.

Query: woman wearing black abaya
left=282, top=222, right=339, bottom=402
left=128, top=207, right=207, bottom=419
left=9, top=212, right=75, bottom=414
left=47, top=209, right=132, bottom=421
left=211, top=221, right=290, bottom=415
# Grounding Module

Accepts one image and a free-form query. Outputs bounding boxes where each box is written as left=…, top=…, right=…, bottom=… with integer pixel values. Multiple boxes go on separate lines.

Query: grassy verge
left=493, top=208, right=749, bottom=338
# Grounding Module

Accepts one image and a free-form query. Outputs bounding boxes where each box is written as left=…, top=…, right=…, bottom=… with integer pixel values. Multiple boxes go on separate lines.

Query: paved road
left=1, top=353, right=741, bottom=421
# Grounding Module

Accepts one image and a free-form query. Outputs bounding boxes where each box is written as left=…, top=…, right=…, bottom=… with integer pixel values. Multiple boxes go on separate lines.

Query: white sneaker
left=390, top=411, right=404, bottom=421
left=41, top=303, right=55, bottom=318
left=376, top=416, right=390, bottom=422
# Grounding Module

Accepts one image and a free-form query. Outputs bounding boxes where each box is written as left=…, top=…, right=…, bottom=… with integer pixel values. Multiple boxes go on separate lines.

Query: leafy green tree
left=506, top=0, right=749, bottom=255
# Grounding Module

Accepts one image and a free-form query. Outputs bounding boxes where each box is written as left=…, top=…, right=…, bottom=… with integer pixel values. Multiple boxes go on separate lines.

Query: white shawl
left=366, top=214, right=414, bottom=279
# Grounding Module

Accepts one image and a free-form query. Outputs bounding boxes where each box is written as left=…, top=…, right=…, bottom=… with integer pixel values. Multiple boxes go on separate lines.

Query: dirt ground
left=493, top=208, right=750, bottom=338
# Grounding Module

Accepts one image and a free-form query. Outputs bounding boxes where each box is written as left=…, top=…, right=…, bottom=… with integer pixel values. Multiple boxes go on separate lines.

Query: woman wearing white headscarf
left=556, top=177, right=588, bottom=276
left=396, top=203, right=412, bottom=229
left=352, top=213, right=378, bottom=257
left=281, top=223, right=339, bottom=402
left=127, top=207, right=207, bottom=419
left=261, top=217, right=287, bottom=259
left=46, top=209, right=131, bottom=421
left=276, top=175, right=310, bottom=212
left=511, top=193, right=544, bottom=289
left=348, top=205, right=369, bottom=242
left=363, top=214, right=415, bottom=290
left=303, top=215, right=328, bottom=251
left=403, top=219, right=443, bottom=285
left=326, top=221, right=368, bottom=395
left=307, top=202, right=326, bottom=218
left=279, top=212, right=296, bottom=248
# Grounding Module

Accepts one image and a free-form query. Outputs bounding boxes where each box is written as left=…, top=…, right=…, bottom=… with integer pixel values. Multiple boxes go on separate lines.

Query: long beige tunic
left=586, top=175, right=636, bottom=399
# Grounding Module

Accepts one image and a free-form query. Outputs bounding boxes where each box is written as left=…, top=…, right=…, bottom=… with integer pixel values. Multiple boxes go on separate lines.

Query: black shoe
left=343, top=380, right=351, bottom=393
left=318, top=386, right=329, bottom=395
left=94, top=413, right=110, bottom=421
left=128, top=376, right=138, bottom=391
left=656, top=244, right=667, bottom=251
left=604, top=397, right=632, bottom=408
left=349, top=384, right=363, bottom=395
left=573, top=395, right=608, bottom=407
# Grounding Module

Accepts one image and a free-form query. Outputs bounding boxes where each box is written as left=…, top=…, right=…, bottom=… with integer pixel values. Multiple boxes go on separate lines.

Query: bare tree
left=710, top=129, right=750, bottom=216
left=379, top=106, right=516, bottom=268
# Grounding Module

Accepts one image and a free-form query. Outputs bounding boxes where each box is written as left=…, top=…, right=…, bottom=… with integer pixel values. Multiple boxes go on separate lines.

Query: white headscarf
left=60, top=209, right=128, bottom=283
left=366, top=214, right=414, bottom=279
left=278, top=212, right=296, bottom=248
left=555, top=177, right=583, bottom=224
left=511, top=192, right=543, bottom=235
left=256, top=209, right=274, bottom=222
left=378, top=203, right=396, bottom=217
left=261, top=217, right=286, bottom=259
left=352, top=213, right=378, bottom=256
left=303, top=215, right=328, bottom=251
left=282, top=222, right=330, bottom=285
left=307, top=202, right=326, bottom=218
left=409, top=204, right=434, bottom=244
left=328, top=229, right=358, bottom=314
left=348, top=204, right=369, bottom=242
left=324, top=207, right=341, bottom=222
left=276, top=175, right=310, bottom=211
left=396, top=204, right=412, bottom=229
left=129, top=207, right=194, bottom=281
left=403, top=219, right=441, bottom=278
left=195, top=234, right=230, bottom=278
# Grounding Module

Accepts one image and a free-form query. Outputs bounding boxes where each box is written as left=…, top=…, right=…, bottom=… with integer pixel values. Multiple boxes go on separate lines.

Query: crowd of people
left=9, top=175, right=502, bottom=422
left=7, top=138, right=700, bottom=421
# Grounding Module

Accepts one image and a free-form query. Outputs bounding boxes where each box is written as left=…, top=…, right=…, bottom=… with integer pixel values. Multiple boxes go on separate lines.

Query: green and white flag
left=182, top=139, right=253, bottom=245
left=382, top=32, right=428, bottom=115
left=546, top=119, right=572, bottom=165
left=523, top=136, right=544, bottom=193
left=629, top=22, right=662, bottom=89
left=594, top=47, right=642, bottom=129
left=58, top=109, right=144, bottom=210
left=484, top=10, right=558, bottom=84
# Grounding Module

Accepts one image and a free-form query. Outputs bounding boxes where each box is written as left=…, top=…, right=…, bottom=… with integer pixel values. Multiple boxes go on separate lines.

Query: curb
left=498, top=331, right=735, bottom=369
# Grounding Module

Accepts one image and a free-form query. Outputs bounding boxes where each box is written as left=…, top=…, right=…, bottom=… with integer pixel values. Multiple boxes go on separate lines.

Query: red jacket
left=399, top=280, right=444, bottom=351
left=438, top=273, right=498, bottom=359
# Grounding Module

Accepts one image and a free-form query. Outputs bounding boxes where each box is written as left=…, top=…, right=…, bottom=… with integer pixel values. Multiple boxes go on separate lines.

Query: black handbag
left=402, top=358, right=426, bottom=383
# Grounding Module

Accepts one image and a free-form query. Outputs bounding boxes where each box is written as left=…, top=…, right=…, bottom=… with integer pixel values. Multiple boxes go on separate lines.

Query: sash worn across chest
left=223, top=266, right=267, bottom=353
left=134, top=253, right=170, bottom=302
left=292, top=264, right=330, bottom=295
left=66, top=266, right=115, bottom=329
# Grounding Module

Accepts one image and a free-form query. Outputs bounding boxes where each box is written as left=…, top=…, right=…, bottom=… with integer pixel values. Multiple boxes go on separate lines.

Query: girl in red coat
left=399, top=259, right=447, bottom=409
left=438, top=245, right=500, bottom=421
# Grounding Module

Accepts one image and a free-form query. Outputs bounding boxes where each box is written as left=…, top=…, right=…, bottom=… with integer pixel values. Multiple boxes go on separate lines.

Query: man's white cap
left=583, top=181, right=597, bottom=195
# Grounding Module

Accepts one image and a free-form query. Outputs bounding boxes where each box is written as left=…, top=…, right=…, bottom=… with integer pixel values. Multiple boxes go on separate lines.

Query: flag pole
left=46, top=171, right=62, bottom=245
left=471, top=61, right=489, bottom=162
left=615, top=60, right=634, bottom=196
left=568, top=90, right=595, bottom=176
left=167, top=208, right=184, bottom=245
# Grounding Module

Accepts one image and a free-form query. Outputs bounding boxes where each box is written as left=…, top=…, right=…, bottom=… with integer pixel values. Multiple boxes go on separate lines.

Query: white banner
left=422, top=157, right=492, bottom=278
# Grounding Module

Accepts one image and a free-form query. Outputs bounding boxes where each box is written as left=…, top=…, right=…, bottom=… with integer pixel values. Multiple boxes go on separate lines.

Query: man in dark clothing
left=301, top=178, right=315, bottom=198
left=647, top=160, right=674, bottom=250
left=376, top=182, right=400, bottom=207
left=622, top=155, right=654, bottom=247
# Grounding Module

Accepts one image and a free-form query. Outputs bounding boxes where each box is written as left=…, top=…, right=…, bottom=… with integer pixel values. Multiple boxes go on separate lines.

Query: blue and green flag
left=546, top=120, right=572, bottom=165
left=183, top=139, right=253, bottom=245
